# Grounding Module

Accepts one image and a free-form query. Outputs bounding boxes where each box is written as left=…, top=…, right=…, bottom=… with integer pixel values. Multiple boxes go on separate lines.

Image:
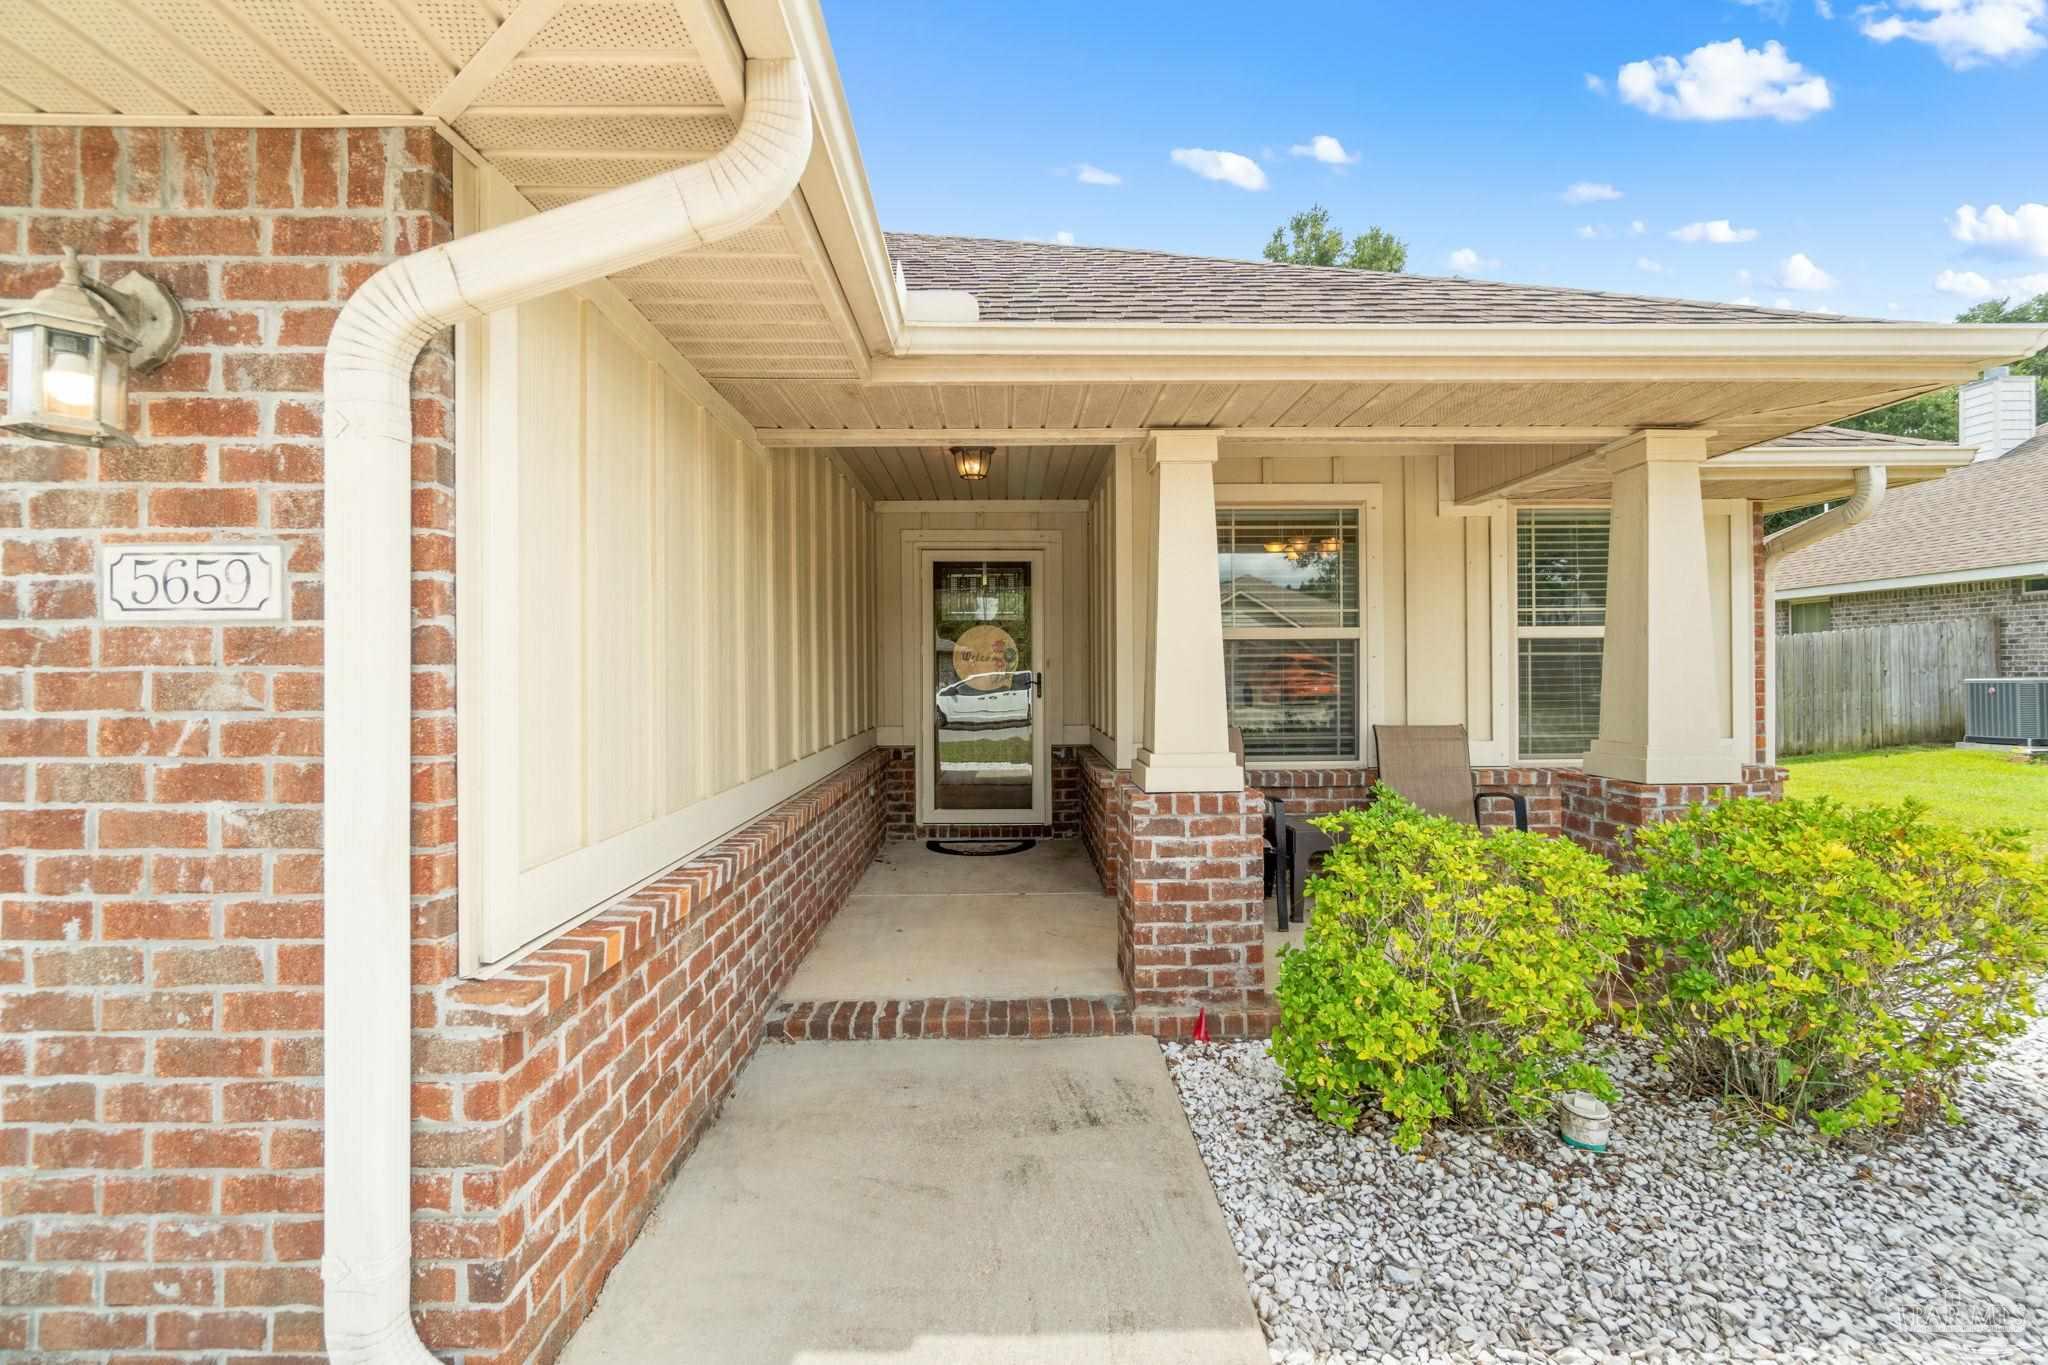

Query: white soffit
left=0, top=0, right=867, bottom=380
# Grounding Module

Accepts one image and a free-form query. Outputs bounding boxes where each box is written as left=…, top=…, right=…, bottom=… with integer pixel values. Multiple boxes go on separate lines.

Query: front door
left=922, top=553, right=1049, bottom=826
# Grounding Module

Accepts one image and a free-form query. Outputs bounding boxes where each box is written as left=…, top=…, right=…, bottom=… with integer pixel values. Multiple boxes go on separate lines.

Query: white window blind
left=1515, top=510, right=1609, bottom=760
left=1216, top=508, right=1363, bottom=762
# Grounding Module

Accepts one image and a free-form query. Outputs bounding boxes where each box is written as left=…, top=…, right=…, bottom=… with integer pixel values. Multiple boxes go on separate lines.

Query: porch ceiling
left=726, top=374, right=1948, bottom=458
left=830, top=444, right=1111, bottom=502
left=0, top=0, right=871, bottom=382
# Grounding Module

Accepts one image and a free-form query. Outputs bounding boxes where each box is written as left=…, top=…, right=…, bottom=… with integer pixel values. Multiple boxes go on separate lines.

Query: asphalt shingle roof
left=885, top=232, right=1885, bottom=326
left=1754, top=425, right=1950, bottom=449
left=1775, top=424, right=2048, bottom=591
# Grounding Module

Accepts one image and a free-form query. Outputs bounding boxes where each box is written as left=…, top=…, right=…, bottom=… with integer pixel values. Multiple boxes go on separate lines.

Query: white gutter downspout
left=319, top=59, right=810, bottom=1365
left=1759, top=464, right=1886, bottom=764
left=1763, top=464, right=1886, bottom=569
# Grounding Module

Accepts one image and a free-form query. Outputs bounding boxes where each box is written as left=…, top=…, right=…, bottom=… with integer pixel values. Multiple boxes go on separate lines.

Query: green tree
left=1263, top=204, right=1407, bottom=272
left=1840, top=292, right=2048, bottom=442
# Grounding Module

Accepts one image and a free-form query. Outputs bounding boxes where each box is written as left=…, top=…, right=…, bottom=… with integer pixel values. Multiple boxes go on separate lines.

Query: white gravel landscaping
left=1164, top=1020, right=2048, bottom=1365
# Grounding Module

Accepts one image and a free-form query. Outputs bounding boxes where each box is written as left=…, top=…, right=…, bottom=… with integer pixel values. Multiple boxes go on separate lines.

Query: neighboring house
left=0, top=5, right=2043, bottom=1364
left=1774, top=372, right=2048, bottom=675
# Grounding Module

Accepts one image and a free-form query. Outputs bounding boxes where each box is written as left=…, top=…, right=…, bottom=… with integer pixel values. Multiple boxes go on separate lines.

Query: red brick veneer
left=0, top=126, right=457, bottom=1361
left=1555, top=764, right=1786, bottom=861
left=765, top=995, right=1134, bottom=1040
left=422, top=748, right=886, bottom=1363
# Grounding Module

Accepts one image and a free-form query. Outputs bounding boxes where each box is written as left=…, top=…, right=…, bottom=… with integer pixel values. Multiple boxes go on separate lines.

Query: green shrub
left=1631, top=796, right=2048, bottom=1137
left=1269, top=791, right=1639, bottom=1148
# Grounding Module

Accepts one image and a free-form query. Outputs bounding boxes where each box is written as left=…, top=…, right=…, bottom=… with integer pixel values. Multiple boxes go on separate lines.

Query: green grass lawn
left=1782, top=745, right=2048, bottom=855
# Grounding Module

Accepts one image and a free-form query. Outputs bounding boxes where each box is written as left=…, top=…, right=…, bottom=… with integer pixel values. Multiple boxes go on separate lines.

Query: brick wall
left=1116, top=783, right=1268, bottom=1031
left=1555, top=764, right=1787, bottom=862
left=423, top=749, right=885, bottom=1363
left=1076, top=747, right=1122, bottom=894
left=1775, top=575, right=2048, bottom=676
left=0, top=126, right=455, bottom=1360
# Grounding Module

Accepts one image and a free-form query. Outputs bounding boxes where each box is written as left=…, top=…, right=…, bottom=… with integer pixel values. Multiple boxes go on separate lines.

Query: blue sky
left=824, top=1, right=2048, bottom=322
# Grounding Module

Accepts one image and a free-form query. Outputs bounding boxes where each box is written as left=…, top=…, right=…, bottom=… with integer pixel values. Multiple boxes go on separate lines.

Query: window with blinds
left=1216, top=508, right=1362, bottom=762
left=1515, top=510, right=1609, bottom=760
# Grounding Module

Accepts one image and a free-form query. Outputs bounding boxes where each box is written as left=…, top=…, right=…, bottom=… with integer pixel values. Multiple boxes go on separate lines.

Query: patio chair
left=1373, top=724, right=1529, bottom=833
left=1274, top=724, right=1529, bottom=928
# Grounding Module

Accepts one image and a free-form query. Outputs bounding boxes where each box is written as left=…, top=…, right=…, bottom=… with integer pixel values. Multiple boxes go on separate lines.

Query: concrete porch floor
left=558, top=1038, right=1268, bottom=1365
left=782, top=840, right=1123, bottom=1001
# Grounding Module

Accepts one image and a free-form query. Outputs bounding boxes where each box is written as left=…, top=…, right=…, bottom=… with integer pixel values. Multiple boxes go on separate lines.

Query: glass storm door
left=926, top=556, right=1046, bottom=824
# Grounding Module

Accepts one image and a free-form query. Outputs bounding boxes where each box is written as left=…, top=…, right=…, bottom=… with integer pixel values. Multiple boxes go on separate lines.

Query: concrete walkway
left=560, top=1038, right=1267, bottom=1365
left=783, top=841, right=1121, bottom=1001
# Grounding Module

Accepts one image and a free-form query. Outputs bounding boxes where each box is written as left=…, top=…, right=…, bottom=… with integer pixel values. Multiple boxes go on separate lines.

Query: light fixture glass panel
left=7, top=326, right=34, bottom=414
left=42, top=329, right=96, bottom=420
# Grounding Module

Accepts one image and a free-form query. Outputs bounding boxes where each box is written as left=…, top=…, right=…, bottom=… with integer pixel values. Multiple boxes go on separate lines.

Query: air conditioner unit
left=1964, top=678, right=2048, bottom=747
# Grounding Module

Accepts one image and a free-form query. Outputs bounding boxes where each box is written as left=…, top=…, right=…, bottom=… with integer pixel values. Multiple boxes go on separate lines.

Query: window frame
left=1512, top=504, right=1611, bottom=764
left=1214, top=485, right=1384, bottom=768
left=2021, top=576, right=2048, bottom=598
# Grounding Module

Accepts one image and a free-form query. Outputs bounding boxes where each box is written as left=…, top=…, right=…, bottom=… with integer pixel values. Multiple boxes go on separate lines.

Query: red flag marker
left=1192, top=1007, right=1210, bottom=1044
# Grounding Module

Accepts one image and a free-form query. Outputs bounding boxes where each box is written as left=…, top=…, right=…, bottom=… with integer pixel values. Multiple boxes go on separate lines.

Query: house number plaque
left=100, top=543, right=287, bottom=623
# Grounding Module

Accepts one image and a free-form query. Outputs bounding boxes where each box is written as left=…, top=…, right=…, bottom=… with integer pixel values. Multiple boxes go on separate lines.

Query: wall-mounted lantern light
left=949, top=445, right=994, bottom=481
left=2, top=247, right=183, bottom=448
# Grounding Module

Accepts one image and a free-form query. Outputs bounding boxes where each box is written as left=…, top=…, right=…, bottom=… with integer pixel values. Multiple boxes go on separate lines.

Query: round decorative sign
left=952, top=624, right=1019, bottom=689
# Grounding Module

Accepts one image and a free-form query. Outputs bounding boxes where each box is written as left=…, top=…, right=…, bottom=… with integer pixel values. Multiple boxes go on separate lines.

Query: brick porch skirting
left=412, top=748, right=887, bottom=1363
left=1236, top=762, right=1786, bottom=861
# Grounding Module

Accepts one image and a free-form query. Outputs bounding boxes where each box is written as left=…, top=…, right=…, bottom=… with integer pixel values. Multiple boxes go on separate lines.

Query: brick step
left=764, top=995, right=1280, bottom=1043
left=766, top=996, right=1135, bottom=1041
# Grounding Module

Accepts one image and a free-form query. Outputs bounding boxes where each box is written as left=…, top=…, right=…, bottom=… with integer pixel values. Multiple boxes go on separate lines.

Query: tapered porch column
left=1585, top=429, right=1744, bottom=785
left=1133, top=431, right=1244, bottom=793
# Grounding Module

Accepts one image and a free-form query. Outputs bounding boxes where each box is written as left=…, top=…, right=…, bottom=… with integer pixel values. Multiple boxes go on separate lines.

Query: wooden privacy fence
left=1776, top=617, right=1998, bottom=757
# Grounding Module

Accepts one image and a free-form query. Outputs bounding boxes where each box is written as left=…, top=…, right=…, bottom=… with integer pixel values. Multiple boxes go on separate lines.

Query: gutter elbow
left=1764, top=464, right=1886, bottom=570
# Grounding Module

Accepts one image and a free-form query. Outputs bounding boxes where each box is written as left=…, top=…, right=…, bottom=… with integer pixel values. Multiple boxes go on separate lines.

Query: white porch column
left=1133, top=431, right=1244, bottom=793
left=1585, top=429, right=1744, bottom=785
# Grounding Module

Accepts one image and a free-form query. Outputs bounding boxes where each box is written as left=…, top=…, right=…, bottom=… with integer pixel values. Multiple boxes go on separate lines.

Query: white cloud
left=1169, top=147, right=1268, bottom=191
left=1860, top=1, right=2046, bottom=70
left=1576, top=224, right=1609, bottom=240
left=1937, top=267, right=2048, bottom=297
left=1734, top=0, right=1792, bottom=18
left=1776, top=252, right=1837, bottom=290
left=1584, top=72, right=1608, bottom=93
left=1629, top=219, right=1647, bottom=236
left=1670, top=219, right=1762, bottom=244
left=1636, top=257, right=1666, bottom=273
left=1935, top=268, right=1998, bottom=296
left=1616, top=38, right=1833, bottom=121
left=1071, top=163, right=1121, bottom=186
left=1775, top=296, right=1796, bottom=307
left=1447, top=248, right=1502, bottom=274
left=1053, top=230, right=1076, bottom=246
left=1950, top=202, right=2048, bottom=257
left=1562, top=181, right=1623, bottom=204
left=1732, top=295, right=1760, bottom=305
left=1816, top=0, right=1835, bottom=16
left=1288, top=134, right=1359, bottom=166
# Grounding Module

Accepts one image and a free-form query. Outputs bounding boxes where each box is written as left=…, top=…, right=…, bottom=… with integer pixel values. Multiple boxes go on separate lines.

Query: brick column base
left=1556, top=764, right=1787, bottom=860
left=1117, top=782, right=1269, bottom=1026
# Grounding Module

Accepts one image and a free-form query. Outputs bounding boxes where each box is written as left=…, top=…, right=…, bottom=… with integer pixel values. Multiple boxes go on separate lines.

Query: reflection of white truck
left=935, top=673, right=1031, bottom=728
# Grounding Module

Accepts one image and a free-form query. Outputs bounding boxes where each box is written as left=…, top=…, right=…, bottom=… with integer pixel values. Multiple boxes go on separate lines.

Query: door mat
left=925, top=838, right=1037, bottom=857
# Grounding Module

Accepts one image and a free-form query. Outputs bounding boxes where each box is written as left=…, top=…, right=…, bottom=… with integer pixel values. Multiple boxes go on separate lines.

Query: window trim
left=1215, top=484, right=1384, bottom=768
left=2021, top=576, right=2048, bottom=598
left=1513, top=505, right=1611, bottom=763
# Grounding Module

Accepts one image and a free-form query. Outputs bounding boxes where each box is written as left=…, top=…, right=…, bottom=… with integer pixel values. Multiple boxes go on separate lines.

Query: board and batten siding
left=455, top=163, right=876, bottom=970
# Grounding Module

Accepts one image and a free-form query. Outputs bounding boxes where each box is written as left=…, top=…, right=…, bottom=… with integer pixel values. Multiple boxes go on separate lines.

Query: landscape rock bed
left=1165, top=1022, right=2048, bottom=1364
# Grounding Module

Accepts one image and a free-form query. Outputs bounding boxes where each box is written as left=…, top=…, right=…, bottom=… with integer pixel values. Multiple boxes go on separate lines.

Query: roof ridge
left=882, top=230, right=1897, bottom=325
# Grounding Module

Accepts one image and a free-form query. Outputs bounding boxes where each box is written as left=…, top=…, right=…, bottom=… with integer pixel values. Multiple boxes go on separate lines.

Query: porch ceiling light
left=1, top=247, right=183, bottom=448
left=950, top=445, right=994, bottom=481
